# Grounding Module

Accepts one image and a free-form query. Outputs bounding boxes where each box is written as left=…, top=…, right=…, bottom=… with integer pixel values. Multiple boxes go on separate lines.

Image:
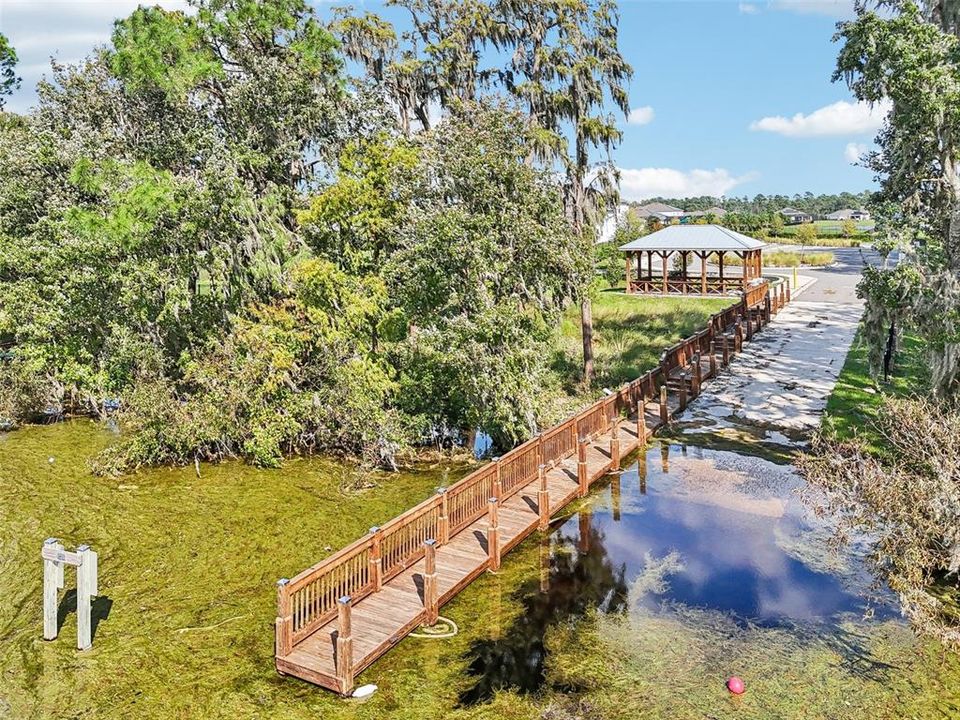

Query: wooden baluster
left=436, top=489, right=449, bottom=545
left=368, top=526, right=383, bottom=591
left=636, top=399, right=647, bottom=442
left=538, top=463, right=550, bottom=531
left=609, top=417, right=621, bottom=472
left=487, top=498, right=500, bottom=571
left=423, top=539, right=438, bottom=626
left=335, top=596, right=354, bottom=694
left=659, top=384, right=669, bottom=425
left=275, top=578, right=293, bottom=657
left=577, top=438, right=589, bottom=497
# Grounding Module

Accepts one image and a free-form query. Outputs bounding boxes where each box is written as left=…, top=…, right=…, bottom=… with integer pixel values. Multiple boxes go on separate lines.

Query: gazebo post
left=699, top=251, right=707, bottom=295
left=661, top=252, right=668, bottom=295
left=625, top=253, right=632, bottom=294
left=681, top=251, right=689, bottom=294
left=741, top=251, right=748, bottom=290
left=647, top=251, right=653, bottom=286
left=719, top=251, right=725, bottom=292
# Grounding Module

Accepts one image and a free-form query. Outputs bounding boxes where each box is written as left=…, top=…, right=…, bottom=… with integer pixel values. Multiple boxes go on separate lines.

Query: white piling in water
left=41, top=538, right=99, bottom=650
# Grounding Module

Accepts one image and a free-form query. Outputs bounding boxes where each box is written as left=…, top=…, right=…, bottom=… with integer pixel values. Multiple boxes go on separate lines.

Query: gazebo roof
left=619, top=224, right=766, bottom=253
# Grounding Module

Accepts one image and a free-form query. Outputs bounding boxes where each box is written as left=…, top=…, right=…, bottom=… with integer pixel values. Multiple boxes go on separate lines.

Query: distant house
left=635, top=202, right=686, bottom=224
left=684, top=206, right=728, bottom=220
left=780, top=207, right=813, bottom=224
left=825, top=208, right=870, bottom=221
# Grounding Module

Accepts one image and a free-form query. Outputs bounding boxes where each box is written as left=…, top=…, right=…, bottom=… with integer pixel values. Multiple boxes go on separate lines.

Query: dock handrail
left=276, top=283, right=780, bottom=659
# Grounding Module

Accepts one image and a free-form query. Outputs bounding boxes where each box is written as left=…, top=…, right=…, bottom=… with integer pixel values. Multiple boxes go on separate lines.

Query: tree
left=841, top=218, right=858, bottom=237
left=0, top=34, right=19, bottom=108
left=795, top=222, right=818, bottom=245
left=497, top=1, right=632, bottom=384
left=835, top=1, right=960, bottom=395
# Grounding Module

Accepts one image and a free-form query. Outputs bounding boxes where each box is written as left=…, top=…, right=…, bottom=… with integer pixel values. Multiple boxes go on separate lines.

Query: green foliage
left=0, top=33, right=19, bottom=107
left=794, top=222, right=818, bottom=244
left=95, top=258, right=399, bottom=472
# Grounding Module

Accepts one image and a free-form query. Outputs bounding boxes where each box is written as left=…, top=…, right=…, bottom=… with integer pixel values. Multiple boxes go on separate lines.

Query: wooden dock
left=274, top=280, right=790, bottom=694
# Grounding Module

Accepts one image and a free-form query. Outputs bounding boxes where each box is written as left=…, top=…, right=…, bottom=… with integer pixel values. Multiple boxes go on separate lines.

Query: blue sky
left=0, top=0, right=881, bottom=199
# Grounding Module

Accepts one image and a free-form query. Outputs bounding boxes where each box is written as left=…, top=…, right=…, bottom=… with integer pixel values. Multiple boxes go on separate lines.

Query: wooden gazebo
left=620, top=224, right=766, bottom=296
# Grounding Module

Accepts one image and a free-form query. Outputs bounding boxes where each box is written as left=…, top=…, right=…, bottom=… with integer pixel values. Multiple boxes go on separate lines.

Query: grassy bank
left=821, top=328, right=928, bottom=452
left=549, top=289, right=734, bottom=417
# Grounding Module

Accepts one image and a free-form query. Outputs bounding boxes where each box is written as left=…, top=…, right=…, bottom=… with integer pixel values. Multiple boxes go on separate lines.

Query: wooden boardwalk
left=275, top=280, right=789, bottom=694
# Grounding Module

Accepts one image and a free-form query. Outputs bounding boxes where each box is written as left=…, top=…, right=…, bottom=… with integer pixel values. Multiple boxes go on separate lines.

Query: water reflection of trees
left=457, top=510, right=630, bottom=705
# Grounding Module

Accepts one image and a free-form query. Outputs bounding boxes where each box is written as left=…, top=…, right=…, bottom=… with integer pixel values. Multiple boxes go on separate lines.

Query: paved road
left=766, top=244, right=881, bottom=304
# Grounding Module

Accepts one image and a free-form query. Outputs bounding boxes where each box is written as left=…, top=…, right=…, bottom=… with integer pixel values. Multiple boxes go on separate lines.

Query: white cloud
left=768, top=1, right=855, bottom=18
left=1, top=0, right=190, bottom=113
left=749, top=100, right=890, bottom=137
left=627, top=106, right=655, bottom=126
left=738, top=3, right=760, bottom=14
left=618, top=167, right=758, bottom=201
left=844, top=142, right=867, bottom=163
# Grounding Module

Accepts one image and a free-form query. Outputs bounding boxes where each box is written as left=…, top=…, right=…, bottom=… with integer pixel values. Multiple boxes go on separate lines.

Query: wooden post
left=636, top=399, right=647, bottom=442
left=765, top=294, right=772, bottom=324
left=492, top=457, right=502, bottom=501
left=722, top=335, right=730, bottom=366
left=661, top=252, right=668, bottom=294
left=678, top=376, right=688, bottom=412
left=786, top=280, right=791, bottom=303
left=336, top=596, right=354, bottom=693
left=423, top=539, right=438, bottom=626
left=369, top=526, right=383, bottom=591
left=709, top=341, right=718, bottom=378
left=487, top=498, right=500, bottom=571
left=659, top=385, right=669, bottom=425
left=780, top=283, right=787, bottom=309
left=609, top=418, right=621, bottom=472
left=745, top=306, right=754, bottom=341
left=625, top=254, right=632, bottom=294
left=275, top=578, right=293, bottom=657
left=436, top=489, right=449, bottom=545
left=42, top=538, right=62, bottom=641
left=537, top=464, right=550, bottom=531
left=735, top=317, right=743, bottom=352
left=577, top=438, right=589, bottom=497
left=539, top=535, right=550, bottom=593
left=76, top=544, right=97, bottom=651
left=612, top=474, right=622, bottom=521
left=691, top=354, right=702, bottom=397
left=699, top=251, right=707, bottom=295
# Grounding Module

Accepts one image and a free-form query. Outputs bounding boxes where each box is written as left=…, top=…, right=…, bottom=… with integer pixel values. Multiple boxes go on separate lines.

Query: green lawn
left=546, top=288, right=735, bottom=419
left=821, top=327, right=929, bottom=453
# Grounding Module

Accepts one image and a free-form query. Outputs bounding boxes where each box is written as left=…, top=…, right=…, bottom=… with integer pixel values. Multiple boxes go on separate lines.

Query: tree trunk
left=580, top=297, right=594, bottom=384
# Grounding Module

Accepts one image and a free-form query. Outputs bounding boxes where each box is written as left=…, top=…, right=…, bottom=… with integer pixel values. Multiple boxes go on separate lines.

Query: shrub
left=799, top=396, right=960, bottom=647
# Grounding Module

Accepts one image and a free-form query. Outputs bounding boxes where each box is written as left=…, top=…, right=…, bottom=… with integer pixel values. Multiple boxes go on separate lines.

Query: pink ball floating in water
left=727, top=676, right=745, bottom=695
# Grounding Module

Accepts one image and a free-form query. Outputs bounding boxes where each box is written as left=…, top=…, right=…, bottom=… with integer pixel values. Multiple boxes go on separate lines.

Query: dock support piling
left=709, top=341, right=717, bottom=378
left=336, top=596, right=354, bottom=694
left=275, top=578, right=292, bottom=657
left=537, top=464, right=550, bottom=531
left=636, top=399, right=647, bottom=442
left=609, top=418, right=621, bottom=472
left=423, top=540, right=438, bottom=626
left=487, top=498, right=501, bottom=571
left=577, top=439, right=589, bottom=496
left=76, top=545, right=97, bottom=651
left=42, top=538, right=61, bottom=641
left=692, top=355, right=702, bottom=397
left=659, top=385, right=669, bottom=425
left=678, top=378, right=688, bottom=412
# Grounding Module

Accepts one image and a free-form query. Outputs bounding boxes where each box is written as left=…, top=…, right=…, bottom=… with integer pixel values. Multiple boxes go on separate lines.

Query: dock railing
left=277, top=281, right=780, bottom=661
